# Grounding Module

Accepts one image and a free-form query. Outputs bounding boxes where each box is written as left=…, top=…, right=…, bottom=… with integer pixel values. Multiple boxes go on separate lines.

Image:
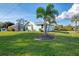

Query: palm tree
left=36, top=4, right=58, bottom=35
left=71, top=15, right=79, bottom=32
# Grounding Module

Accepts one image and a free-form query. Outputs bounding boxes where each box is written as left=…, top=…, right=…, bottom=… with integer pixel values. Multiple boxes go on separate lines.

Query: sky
left=0, top=3, right=77, bottom=26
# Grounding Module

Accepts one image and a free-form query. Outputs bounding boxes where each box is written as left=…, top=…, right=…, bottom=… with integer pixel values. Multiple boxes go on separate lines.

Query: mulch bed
left=35, top=34, right=55, bottom=40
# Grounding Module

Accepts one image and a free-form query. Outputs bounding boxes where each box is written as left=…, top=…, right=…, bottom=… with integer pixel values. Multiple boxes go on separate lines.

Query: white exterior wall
left=27, top=21, right=41, bottom=31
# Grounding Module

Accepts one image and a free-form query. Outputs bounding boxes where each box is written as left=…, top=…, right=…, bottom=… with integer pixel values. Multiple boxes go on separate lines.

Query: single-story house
left=1, top=20, right=56, bottom=32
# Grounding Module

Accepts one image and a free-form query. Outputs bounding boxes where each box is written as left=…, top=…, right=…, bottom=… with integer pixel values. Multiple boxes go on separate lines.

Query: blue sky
left=0, top=3, right=73, bottom=25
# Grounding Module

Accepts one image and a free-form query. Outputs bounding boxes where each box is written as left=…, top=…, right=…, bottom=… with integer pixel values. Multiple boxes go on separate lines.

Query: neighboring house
left=7, top=21, right=56, bottom=32
left=10, top=21, right=41, bottom=32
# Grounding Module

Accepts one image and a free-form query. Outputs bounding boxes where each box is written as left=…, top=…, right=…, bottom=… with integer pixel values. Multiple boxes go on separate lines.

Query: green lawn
left=0, top=31, right=79, bottom=56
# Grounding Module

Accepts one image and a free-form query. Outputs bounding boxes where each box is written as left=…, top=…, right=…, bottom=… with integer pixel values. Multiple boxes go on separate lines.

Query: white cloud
left=56, top=11, right=67, bottom=19
left=56, top=3, right=79, bottom=20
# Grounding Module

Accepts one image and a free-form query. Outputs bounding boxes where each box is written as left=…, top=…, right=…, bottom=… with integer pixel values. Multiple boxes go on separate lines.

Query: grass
left=0, top=31, right=79, bottom=56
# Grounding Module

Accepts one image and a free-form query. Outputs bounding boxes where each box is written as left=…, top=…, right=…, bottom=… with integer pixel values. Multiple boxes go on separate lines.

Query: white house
left=8, top=20, right=55, bottom=32
left=10, top=21, right=41, bottom=31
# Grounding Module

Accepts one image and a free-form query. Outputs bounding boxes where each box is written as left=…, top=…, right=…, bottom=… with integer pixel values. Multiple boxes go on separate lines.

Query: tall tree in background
left=0, top=22, right=4, bottom=31
left=16, top=18, right=24, bottom=31
left=71, top=15, right=79, bottom=32
left=36, top=4, right=58, bottom=34
left=16, top=18, right=29, bottom=31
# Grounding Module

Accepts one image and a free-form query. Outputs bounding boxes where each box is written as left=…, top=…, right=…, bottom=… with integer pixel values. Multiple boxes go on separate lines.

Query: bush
left=63, top=26, right=73, bottom=31
left=55, top=25, right=73, bottom=31
left=7, top=26, right=15, bottom=31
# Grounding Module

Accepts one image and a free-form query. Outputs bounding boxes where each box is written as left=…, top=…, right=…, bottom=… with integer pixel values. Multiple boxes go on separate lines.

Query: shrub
left=63, top=26, right=73, bottom=31
left=55, top=25, right=73, bottom=31
left=7, top=26, right=15, bottom=31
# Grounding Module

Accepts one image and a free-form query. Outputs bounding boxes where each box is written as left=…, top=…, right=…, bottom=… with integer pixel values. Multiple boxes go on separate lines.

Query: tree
left=36, top=4, right=58, bottom=35
left=2, top=22, right=14, bottom=29
left=71, top=15, right=79, bottom=32
left=0, top=22, right=4, bottom=31
left=16, top=18, right=29, bottom=31
left=0, top=22, right=3, bottom=27
left=16, top=18, right=23, bottom=31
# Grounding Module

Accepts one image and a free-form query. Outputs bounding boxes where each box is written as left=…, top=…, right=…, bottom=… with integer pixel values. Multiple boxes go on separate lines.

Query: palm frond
left=36, top=7, right=45, bottom=18
left=46, top=4, right=59, bottom=19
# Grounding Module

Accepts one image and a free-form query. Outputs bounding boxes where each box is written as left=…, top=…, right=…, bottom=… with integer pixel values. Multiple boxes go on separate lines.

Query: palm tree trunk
left=44, top=19, right=48, bottom=35
left=75, top=21, right=77, bottom=32
left=44, top=24, right=47, bottom=35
